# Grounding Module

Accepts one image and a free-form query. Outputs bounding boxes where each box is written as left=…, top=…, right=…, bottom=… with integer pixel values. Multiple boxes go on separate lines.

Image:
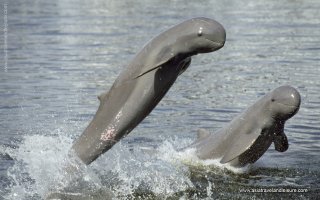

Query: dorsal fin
left=97, top=91, right=109, bottom=102
left=197, top=128, right=210, bottom=140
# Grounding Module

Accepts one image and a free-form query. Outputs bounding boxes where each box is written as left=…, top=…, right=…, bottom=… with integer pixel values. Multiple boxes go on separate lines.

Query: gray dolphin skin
left=187, top=85, right=301, bottom=167
left=72, top=17, right=226, bottom=165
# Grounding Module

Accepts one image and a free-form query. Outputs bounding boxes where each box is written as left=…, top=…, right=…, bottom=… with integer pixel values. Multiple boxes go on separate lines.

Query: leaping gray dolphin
left=185, top=85, right=301, bottom=167
left=72, top=17, right=226, bottom=165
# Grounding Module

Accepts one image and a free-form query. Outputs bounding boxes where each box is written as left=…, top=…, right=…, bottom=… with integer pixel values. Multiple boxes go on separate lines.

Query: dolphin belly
left=72, top=58, right=190, bottom=164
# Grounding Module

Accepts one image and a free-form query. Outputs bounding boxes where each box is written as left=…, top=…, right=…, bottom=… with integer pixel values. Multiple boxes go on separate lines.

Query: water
left=1, top=0, right=319, bottom=199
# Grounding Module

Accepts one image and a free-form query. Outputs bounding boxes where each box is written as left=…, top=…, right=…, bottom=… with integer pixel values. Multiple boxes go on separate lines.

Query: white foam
left=4, top=130, right=112, bottom=199
left=4, top=133, right=252, bottom=199
left=5, top=133, right=74, bottom=199
left=92, top=140, right=194, bottom=198
left=157, top=140, right=252, bottom=174
left=4, top=133, right=196, bottom=199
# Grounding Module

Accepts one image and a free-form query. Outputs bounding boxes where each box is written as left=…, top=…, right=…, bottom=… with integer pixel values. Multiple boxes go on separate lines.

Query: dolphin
left=72, top=17, right=226, bottom=165
left=186, top=86, right=301, bottom=167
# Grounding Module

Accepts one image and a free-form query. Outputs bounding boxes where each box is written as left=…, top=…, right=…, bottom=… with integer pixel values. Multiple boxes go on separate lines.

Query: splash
left=157, top=140, right=252, bottom=174
left=5, top=133, right=74, bottom=199
left=4, top=132, right=112, bottom=200
left=3, top=132, right=194, bottom=199
left=91, top=139, right=194, bottom=198
left=3, top=131, right=252, bottom=199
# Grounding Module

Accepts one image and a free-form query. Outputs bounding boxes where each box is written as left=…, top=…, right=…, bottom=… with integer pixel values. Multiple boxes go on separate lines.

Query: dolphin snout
left=216, top=25, right=226, bottom=46
left=197, top=17, right=226, bottom=49
left=288, top=87, right=301, bottom=108
left=271, top=85, right=301, bottom=119
left=275, top=86, right=301, bottom=108
left=208, top=22, right=226, bottom=49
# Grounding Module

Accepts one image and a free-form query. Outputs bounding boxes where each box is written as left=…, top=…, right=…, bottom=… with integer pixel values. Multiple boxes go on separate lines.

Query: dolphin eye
left=198, top=27, right=203, bottom=36
left=271, top=98, right=275, bottom=102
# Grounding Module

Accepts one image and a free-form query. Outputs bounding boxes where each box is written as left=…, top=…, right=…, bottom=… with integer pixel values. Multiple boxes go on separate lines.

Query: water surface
left=1, top=0, right=319, bottom=199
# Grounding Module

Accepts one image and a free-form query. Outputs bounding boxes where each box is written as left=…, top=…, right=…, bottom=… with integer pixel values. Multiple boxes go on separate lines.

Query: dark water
left=0, top=0, right=319, bottom=199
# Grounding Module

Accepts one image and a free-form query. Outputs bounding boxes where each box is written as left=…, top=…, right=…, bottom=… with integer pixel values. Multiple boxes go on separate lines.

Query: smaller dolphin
left=186, top=86, right=301, bottom=167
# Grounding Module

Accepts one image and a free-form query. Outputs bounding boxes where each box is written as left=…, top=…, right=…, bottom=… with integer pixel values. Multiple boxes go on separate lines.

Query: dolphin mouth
left=275, top=102, right=300, bottom=117
left=275, top=102, right=299, bottom=108
left=196, top=39, right=225, bottom=53
left=208, top=39, right=225, bottom=49
left=214, top=42, right=225, bottom=50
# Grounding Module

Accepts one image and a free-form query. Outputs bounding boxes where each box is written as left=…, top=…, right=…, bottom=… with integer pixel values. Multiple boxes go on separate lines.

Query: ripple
left=1, top=0, right=320, bottom=199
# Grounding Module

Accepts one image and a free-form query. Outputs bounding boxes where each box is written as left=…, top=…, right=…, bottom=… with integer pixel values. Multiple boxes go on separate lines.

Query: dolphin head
left=268, top=85, right=301, bottom=120
left=174, top=17, right=226, bottom=55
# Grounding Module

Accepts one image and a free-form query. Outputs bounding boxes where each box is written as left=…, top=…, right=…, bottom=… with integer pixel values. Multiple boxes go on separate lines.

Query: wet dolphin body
left=72, top=17, right=226, bottom=164
left=186, top=86, right=301, bottom=167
